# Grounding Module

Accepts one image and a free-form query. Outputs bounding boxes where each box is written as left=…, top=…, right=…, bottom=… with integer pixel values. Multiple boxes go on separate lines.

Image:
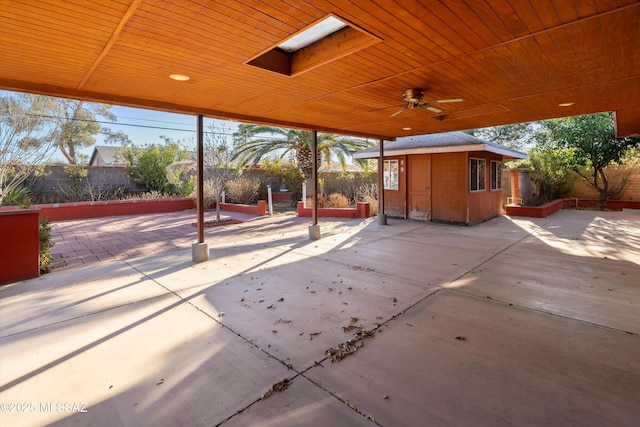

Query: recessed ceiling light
left=403, top=127, right=412, bottom=131
left=558, top=102, right=574, bottom=107
left=169, top=74, right=190, bottom=81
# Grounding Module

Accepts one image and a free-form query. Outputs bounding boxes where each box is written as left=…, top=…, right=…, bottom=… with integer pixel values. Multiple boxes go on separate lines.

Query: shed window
left=383, top=160, right=399, bottom=190
left=490, top=161, right=502, bottom=190
left=470, top=158, right=486, bottom=192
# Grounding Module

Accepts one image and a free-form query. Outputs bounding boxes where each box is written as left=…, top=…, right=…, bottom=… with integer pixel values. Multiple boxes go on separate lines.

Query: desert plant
left=355, top=183, right=378, bottom=216
left=1, top=93, right=59, bottom=205
left=54, top=183, right=128, bottom=203
left=227, top=177, right=260, bottom=204
left=327, top=192, right=350, bottom=208
left=2, top=186, right=32, bottom=208
left=39, top=217, right=54, bottom=273
left=306, top=193, right=352, bottom=208
left=305, top=196, right=327, bottom=208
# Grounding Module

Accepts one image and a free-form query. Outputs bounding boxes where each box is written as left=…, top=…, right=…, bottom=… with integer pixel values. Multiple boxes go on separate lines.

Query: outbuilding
left=354, top=132, right=526, bottom=225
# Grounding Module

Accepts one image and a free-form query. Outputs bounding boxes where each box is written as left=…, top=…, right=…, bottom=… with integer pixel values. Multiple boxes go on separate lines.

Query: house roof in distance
left=353, top=132, right=527, bottom=160
left=89, top=146, right=126, bottom=166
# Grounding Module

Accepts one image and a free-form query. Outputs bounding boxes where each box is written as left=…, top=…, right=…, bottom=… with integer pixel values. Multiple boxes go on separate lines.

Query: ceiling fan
left=390, top=88, right=465, bottom=117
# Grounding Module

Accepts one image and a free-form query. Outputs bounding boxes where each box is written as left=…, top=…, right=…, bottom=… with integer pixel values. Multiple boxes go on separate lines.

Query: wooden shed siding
left=467, top=151, right=504, bottom=223
left=407, top=154, right=432, bottom=221
left=468, top=190, right=503, bottom=223
left=431, top=153, right=468, bottom=223
left=383, top=155, right=407, bottom=218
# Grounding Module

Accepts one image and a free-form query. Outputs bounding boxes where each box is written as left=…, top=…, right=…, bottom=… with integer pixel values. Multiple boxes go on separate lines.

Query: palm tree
left=233, top=124, right=372, bottom=176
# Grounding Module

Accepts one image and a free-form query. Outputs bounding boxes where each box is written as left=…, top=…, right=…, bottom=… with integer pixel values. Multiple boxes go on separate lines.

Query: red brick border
left=0, top=198, right=196, bottom=221
left=297, top=201, right=371, bottom=218
left=506, top=198, right=640, bottom=218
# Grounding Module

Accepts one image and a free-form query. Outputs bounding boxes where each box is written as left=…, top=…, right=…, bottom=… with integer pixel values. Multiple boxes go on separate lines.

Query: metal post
left=302, top=181, right=306, bottom=207
left=378, top=138, right=387, bottom=225
left=192, top=114, right=209, bottom=262
left=308, top=130, right=321, bottom=239
left=312, top=130, right=318, bottom=226
left=267, top=184, right=273, bottom=216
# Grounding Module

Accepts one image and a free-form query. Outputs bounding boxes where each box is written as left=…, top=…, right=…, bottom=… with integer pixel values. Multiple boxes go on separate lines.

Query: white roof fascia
left=353, top=144, right=526, bottom=159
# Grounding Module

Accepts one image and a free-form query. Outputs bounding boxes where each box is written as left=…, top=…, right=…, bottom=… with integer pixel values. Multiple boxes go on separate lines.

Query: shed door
left=408, top=154, right=431, bottom=221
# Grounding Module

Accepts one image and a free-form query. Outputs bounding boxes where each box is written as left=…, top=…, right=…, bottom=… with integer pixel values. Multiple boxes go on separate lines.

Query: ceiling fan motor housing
left=403, top=88, right=425, bottom=104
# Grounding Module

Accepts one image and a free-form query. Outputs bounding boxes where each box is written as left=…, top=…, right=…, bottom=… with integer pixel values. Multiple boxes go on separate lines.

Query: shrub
left=227, top=177, right=260, bottom=204
left=355, top=183, right=378, bottom=216
left=305, top=193, right=351, bottom=208
left=54, top=183, right=128, bottom=203
left=39, top=217, right=54, bottom=273
left=527, top=148, right=575, bottom=204
left=305, top=196, right=327, bottom=208
left=2, top=186, right=32, bottom=208
left=327, top=192, right=350, bottom=208
left=166, top=161, right=196, bottom=197
left=119, top=140, right=190, bottom=194
left=54, top=164, right=129, bottom=202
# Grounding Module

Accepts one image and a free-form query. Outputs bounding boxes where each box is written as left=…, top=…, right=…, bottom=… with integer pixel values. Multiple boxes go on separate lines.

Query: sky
left=79, top=105, right=239, bottom=162
left=1, top=90, right=239, bottom=163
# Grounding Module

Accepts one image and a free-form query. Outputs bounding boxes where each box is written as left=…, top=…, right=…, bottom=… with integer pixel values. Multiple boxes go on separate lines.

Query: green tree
left=120, top=138, right=190, bottom=194
left=539, top=112, right=640, bottom=210
left=0, top=93, right=58, bottom=205
left=526, top=148, right=576, bottom=203
left=467, top=123, right=536, bottom=152
left=48, top=98, right=130, bottom=164
left=233, top=124, right=372, bottom=176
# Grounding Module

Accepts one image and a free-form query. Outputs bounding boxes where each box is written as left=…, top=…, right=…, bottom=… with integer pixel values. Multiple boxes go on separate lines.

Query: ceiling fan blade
left=417, top=103, right=444, bottom=114
left=390, top=106, right=408, bottom=118
left=433, top=98, right=465, bottom=104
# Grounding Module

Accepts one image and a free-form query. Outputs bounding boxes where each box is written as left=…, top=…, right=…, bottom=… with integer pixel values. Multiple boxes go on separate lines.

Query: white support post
left=267, top=184, right=273, bottom=216
left=302, top=181, right=307, bottom=207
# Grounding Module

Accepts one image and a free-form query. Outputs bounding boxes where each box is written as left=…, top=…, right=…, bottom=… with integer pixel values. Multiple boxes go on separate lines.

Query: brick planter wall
left=219, top=200, right=266, bottom=216
left=297, top=201, right=371, bottom=218
left=506, top=198, right=640, bottom=218
left=272, top=192, right=293, bottom=202
left=0, top=209, right=40, bottom=284
left=0, top=198, right=196, bottom=221
left=505, top=199, right=564, bottom=218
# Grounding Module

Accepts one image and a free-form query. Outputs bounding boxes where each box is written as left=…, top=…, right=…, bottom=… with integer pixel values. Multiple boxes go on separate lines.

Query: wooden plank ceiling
left=1, top=0, right=639, bottom=139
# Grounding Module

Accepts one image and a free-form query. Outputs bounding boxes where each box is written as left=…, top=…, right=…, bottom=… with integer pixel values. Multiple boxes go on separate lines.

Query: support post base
left=192, top=242, right=209, bottom=263
left=308, top=224, right=321, bottom=240
left=378, top=213, right=388, bottom=225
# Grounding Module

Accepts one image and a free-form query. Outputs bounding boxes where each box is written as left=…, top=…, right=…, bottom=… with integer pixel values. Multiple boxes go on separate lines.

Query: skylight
left=278, top=16, right=348, bottom=53
left=246, top=14, right=381, bottom=77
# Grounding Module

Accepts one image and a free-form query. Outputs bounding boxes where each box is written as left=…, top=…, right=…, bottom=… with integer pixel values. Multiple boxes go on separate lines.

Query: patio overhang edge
left=0, top=78, right=394, bottom=141
left=353, top=144, right=527, bottom=160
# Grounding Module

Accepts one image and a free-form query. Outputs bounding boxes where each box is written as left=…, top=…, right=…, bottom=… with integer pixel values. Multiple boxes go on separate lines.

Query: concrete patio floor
left=1, top=209, right=639, bottom=426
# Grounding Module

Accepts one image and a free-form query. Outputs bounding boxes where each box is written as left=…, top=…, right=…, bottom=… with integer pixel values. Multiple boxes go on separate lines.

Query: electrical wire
left=25, top=113, right=283, bottom=139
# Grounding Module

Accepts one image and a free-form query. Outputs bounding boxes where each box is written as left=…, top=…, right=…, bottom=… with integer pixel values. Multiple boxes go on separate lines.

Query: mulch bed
left=191, top=219, right=243, bottom=228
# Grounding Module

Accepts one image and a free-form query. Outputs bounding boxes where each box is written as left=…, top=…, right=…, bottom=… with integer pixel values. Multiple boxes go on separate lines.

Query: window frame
left=469, top=158, right=486, bottom=192
left=383, top=159, right=399, bottom=190
left=490, top=160, right=502, bottom=191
